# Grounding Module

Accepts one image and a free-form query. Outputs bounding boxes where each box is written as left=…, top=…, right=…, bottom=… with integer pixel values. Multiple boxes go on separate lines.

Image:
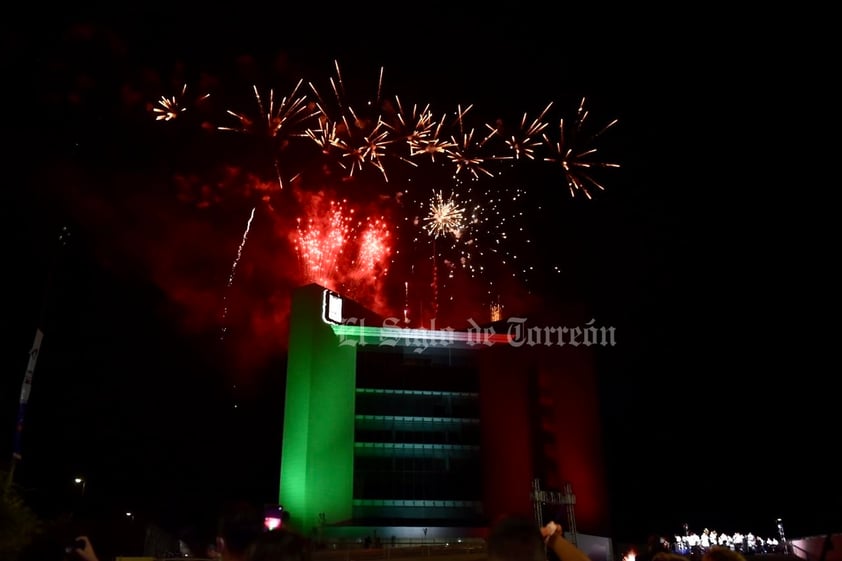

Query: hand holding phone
left=67, top=535, right=99, bottom=561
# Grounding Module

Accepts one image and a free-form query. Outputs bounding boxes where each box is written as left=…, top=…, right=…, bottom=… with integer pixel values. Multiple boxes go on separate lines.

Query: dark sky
left=1, top=11, right=837, bottom=546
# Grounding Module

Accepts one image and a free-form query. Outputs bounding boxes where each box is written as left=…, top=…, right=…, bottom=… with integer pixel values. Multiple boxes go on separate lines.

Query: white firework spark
left=423, top=190, right=466, bottom=238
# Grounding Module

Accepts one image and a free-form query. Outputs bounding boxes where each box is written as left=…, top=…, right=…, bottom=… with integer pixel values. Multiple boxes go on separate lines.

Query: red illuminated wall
left=477, top=345, right=535, bottom=523
left=544, top=348, right=609, bottom=535
left=475, top=314, right=610, bottom=535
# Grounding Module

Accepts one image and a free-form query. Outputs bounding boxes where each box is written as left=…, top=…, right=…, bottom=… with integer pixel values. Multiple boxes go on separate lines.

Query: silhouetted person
left=246, top=528, right=312, bottom=561
left=821, top=534, right=835, bottom=561
left=653, top=553, right=691, bottom=561
left=541, top=520, right=592, bottom=561
left=217, top=501, right=265, bottom=561
left=67, top=536, right=99, bottom=561
left=488, top=516, right=590, bottom=561
left=488, top=516, right=545, bottom=561
left=702, top=546, right=747, bottom=561
left=637, top=534, right=668, bottom=561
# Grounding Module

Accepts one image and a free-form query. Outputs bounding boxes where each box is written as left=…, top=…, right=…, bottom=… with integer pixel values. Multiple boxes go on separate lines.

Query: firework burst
left=423, top=190, right=467, bottom=238
left=354, top=216, right=392, bottom=276
left=445, top=104, right=498, bottom=179
left=379, top=95, right=457, bottom=168
left=152, top=83, right=211, bottom=121
left=410, top=114, right=456, bottom=165
left=493, top=101, right=554, bottom=161
left=153, top=85, right=186, bottom=121
left=145, top=59, right=622, bottom=338
left=392, top=173, right=554, bottom=326
left=422, top=189, right=470, bottom=319
left=292, top=194, right=392, bottom=301
left=542, top=96, right=620, bottom=199
left=218, top=81, right=319, bottom=189
left=307, top=62, right=396, bottom=181
left=293, top=198, right=353, bottom=289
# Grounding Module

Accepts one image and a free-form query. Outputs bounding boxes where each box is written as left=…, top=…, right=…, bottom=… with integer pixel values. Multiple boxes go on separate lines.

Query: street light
left=73, top=477, right=86, bottom=497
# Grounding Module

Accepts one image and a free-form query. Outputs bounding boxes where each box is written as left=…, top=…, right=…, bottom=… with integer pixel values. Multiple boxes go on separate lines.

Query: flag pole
left=4, top=329, right=43, bottom=497
left=4, top=226, right=71, bottom=497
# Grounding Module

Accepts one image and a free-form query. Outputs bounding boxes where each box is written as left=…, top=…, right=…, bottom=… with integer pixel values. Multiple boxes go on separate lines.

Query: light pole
left=776, top=518, right=789, bottom=554
left=74, top=477, right=86, bottom=498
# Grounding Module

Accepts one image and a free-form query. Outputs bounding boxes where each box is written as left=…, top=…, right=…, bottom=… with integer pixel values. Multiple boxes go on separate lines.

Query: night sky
left=1, top=10, right=837, bottom=547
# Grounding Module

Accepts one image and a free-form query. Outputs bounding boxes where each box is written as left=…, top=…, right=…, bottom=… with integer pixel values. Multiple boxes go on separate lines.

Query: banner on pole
left=13, top=328, right=44, bottom=460
left=19, top=328, right=43, bottom=404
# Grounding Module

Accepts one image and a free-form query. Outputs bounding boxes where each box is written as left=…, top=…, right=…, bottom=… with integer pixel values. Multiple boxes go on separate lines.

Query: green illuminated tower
left=279, top=284, right=357, bottom=530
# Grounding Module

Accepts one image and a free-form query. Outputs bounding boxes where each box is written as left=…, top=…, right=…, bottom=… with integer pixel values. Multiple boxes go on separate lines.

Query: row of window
left=355, top=426, right=481, bottom=445
left=355, top=393, right=480, bottom=417
left=355, top=455, right=481, bottom=472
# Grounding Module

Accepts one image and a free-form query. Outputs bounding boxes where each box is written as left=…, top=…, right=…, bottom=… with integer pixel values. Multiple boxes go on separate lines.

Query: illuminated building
left=278, top=283, right=610, bottom=538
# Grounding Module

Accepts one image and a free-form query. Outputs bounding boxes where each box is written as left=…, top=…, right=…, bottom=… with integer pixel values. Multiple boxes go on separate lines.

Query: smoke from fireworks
left=294, top=198, right=353, bottom=289
left=291, top=192, right=392, bottom=304
left=13, top=20, right=633, bottom=395
left=147, top=58, right=621, bottom=344
left=354, top=216, right=391, bottom=279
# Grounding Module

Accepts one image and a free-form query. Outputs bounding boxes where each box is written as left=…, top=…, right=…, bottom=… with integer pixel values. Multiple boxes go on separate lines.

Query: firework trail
left=403, top=280, right=410, bottom=325
left=430, top=237, right=439, bottom=319
left=220, top=205, right=257, bottom=340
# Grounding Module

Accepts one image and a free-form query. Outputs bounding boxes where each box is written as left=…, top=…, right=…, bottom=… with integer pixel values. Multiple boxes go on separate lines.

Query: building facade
left=279, top=283, right=610, bottom=537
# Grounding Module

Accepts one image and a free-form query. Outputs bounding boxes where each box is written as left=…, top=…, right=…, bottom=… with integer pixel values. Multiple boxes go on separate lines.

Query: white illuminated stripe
left=356, top=388, right=478, bottom=397
left=354, top=442, right=479, bottom=450
left=352, top=499, right=482, bottom=507
left=355, top=415, right=480, bottom=424
left=329, top=322, right=513, bottom=345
